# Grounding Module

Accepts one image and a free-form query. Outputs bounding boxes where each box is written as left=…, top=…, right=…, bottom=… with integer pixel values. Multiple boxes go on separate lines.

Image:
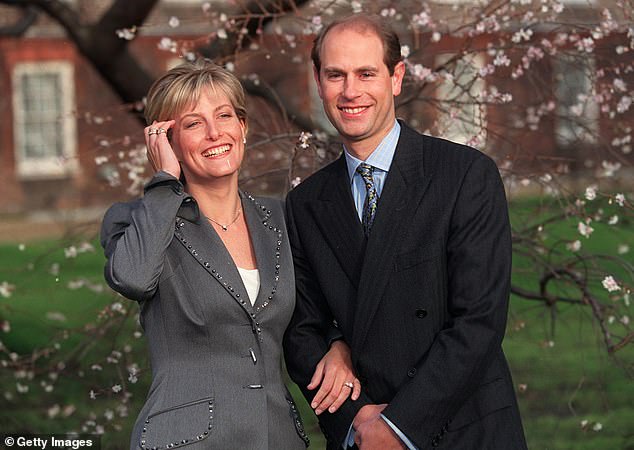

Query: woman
left=101, top=60, right=358, bottom=450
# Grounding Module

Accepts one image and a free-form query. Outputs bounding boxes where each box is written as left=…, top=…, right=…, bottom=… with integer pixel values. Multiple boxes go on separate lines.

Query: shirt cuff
left=343, top=423, right=355, bottom=448
left=381, top=414, right=419, bottom=450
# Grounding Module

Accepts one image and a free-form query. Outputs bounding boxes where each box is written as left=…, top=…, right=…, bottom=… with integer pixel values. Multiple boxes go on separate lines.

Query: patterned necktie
left=356, top=163, right=378, bottom=236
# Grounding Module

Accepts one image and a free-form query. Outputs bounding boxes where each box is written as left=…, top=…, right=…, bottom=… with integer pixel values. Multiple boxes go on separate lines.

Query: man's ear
left=392, top=61, right=406, bottom=97
left=313, top=66, right=324, bottom=99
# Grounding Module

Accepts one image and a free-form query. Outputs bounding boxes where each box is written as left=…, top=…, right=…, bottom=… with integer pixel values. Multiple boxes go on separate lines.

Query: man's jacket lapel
left=351, top=124, right=435, bottom=355
left=310, top=155, right=367, bottom=290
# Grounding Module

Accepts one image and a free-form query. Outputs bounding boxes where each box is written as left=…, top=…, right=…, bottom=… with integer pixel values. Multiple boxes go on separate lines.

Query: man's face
left=314, top=26, right=405, bottom=157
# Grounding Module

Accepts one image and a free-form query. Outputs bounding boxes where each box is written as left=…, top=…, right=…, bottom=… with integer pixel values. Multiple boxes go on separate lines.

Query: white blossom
left=617, top=244, right=629, bottom=255
left=115, top=27, right=136, bottom=41
left=512, top=29, right=533, bottom=43
left=158, top=37, right=177, bottom=52
left=298, top=131, right=313, bottom=149
left=617, top=96, right=632, bottom=113
left=494, top=53, right=511, bottom=67
left=111, top=384, right=122, bottom=393
left=566, top=240, right=581, bottom=252
left=602, top=275, right=621, bottom=292
left=217, top=29, right=228, bottom=40
left=578, top=221, right=594, bottom=238
left=168, top=16, right=180, bottom=28
left=401, top=45, right=410, bottom=58
left=351, top=1, right=363, bottom=13
left=600, top=160, right=621, bottom=177
left=0, top=281, right=15, bottom=298
left=48, top=404, right=60, bottom=418
left=614, top=193, right=625, bottom=206
left=613, top=78, right=627, bottom=92
left=608, top=215, right=619, bottom=225
left=576, top=37, right=595, bottom=53
left=621, top=316, right=630, bottom=325
left=584, top=185, right=597, bottom=200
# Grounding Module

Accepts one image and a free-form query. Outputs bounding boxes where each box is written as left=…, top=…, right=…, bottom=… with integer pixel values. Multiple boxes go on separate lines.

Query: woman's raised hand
left=308, top=340, right=361, bottom=415
left=144, top=120, right=179, bottom=179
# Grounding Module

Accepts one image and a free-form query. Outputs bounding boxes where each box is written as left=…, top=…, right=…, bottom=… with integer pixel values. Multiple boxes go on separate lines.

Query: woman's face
left=171, top=89, right=246, bottom=184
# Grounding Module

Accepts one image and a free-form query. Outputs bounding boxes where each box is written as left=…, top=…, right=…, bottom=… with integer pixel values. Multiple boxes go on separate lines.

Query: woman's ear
left=241, top=120, right=248, bottom=144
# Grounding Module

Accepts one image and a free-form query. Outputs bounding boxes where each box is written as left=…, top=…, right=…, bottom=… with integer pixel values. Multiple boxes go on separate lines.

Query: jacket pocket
left=286, top=396, right=310, bottom=447
left=139, top=396, right=214, bottom=449
left=447, top=378, right=513, bottom=431
left=394, top=245, right=441, bottom=272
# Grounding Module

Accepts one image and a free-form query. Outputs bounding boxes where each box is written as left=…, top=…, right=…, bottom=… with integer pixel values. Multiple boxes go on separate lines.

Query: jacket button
left=415, top=309, right=428, bottom=318
left=171, top=184, right=183, bottom=195
left=407, top=368, right=417, bottom=377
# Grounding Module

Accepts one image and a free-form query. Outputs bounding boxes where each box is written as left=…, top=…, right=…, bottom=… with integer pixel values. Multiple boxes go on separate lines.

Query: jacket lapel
left=351, top=124, right=434, bottom=354
left=241, top=193, right=282, bottom=313
left=310, top=155, right=367, bottom=289
left=173, top=192, right=279, bottom=317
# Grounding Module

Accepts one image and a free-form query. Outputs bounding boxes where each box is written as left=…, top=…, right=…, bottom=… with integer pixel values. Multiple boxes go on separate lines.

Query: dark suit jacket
left=284, top=122, right=527, bottom=449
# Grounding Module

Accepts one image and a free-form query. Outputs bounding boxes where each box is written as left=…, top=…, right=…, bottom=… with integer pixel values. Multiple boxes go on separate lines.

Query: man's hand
left=353, top=404, right=406, bottom=450
left=308, top=340, right=361, bottom=415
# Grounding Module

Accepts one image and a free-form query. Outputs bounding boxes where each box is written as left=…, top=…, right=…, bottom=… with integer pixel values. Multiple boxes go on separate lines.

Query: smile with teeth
left=340, top=106, right=369, bottom=114
left=202, top=144, right=231, bottom=157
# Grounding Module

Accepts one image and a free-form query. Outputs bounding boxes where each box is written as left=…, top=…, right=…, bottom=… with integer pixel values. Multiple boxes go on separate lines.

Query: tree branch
left=0, top=4, right=37, bottom=36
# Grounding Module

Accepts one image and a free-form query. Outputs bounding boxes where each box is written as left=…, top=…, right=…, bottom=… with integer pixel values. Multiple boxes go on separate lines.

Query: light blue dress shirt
left=341, top=120, right=418, bottom=450
left=344, top=121, right=400, bottom=221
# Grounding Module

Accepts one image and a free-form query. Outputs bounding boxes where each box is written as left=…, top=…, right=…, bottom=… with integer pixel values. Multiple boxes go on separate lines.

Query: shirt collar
left=344, top=120, right=400, bottom=182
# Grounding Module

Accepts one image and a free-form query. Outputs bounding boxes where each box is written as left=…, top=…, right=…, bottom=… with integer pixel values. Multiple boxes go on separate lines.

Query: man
left=283, top=13, right=527, bottom=450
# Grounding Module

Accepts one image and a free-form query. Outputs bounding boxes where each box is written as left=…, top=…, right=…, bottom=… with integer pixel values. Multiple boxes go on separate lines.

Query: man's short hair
left=311, top=13, right=403, bottom=76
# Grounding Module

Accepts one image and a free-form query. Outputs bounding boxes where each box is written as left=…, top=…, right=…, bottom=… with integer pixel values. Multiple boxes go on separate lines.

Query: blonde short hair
left=144, top=59, right=247, bottom=126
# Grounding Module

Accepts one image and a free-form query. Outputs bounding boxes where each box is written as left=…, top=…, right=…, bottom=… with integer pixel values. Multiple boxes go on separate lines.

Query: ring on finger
left=157, top=128, right=166, bottom=134
left=343, top=381, right=354, bottom=389
left=147, top=128, right=158, bottom=136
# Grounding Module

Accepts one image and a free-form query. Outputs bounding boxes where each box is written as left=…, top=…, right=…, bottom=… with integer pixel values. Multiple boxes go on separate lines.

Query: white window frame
left=12, top=61, right=77, bottom=179
left=434, top=53, right=487, bottom=147
left=554, top=54, right=598, bottom=147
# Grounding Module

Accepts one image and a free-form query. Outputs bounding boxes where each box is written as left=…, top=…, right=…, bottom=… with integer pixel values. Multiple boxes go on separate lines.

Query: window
left=435, top=53, right=487, bottom=147
left=12, top=61, right=77, bottom=178
left=554, top=55, right=598, bottom=146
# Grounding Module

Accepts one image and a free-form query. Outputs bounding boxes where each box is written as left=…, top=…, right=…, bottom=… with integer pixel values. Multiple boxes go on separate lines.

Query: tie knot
left=356, top=163, right=374, bottom=180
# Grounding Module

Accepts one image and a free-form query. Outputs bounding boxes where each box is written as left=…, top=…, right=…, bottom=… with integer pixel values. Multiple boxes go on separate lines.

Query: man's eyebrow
left=322, top=66, right=379, bottom=73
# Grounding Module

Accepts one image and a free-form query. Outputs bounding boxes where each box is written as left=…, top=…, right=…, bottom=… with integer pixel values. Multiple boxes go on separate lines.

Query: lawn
left=0, top=197, right=631, bottom=449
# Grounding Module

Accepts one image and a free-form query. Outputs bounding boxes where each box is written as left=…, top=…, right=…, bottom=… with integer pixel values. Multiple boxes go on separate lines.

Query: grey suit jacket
left=101, top=172, right=308, bottom=450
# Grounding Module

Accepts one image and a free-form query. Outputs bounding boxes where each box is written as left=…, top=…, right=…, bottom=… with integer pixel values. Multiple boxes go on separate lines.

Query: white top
left=237, top=267, right=260, bottom=306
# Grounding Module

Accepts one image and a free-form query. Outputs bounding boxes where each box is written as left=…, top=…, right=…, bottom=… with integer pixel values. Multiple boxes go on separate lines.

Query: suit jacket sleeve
left=382, top=154, right=512, bottom=445
left=100, top=171, right=186, bottom=302
left=283, top=193, right=372, bottom=446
